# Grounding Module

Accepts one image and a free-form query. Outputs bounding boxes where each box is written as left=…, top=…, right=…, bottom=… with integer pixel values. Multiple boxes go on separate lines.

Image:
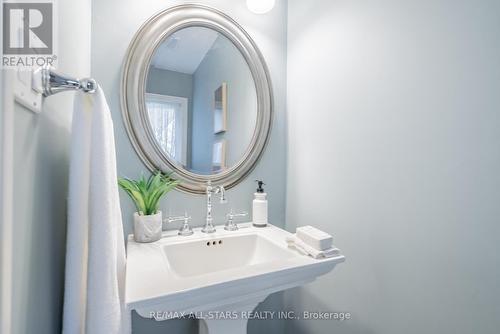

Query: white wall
left=0, top=69, right=14, bottom=334
left=2, top=1, right=91, bottom=333
left=0, top=4, right=12, bottom=332
left=286, top=0, right=500, bottom=333
left=91, top=0, right=288, bottom=333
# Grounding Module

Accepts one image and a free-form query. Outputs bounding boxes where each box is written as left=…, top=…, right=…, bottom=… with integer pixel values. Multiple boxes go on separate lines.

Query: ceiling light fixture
left=246, top=0, right=276, bottom=14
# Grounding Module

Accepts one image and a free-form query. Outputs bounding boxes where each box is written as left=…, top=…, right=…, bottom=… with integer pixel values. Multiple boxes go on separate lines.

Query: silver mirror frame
left=121, top=4, right=273, bottom=194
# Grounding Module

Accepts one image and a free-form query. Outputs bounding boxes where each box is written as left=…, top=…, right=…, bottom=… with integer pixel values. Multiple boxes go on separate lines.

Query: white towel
left=286, top=234, right=340, bottom=259
left=63, top=87, right=130, bottom=334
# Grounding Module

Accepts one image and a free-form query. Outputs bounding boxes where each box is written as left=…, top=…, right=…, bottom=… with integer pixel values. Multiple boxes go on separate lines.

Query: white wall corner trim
left=0, top=69, right=14, bottom=334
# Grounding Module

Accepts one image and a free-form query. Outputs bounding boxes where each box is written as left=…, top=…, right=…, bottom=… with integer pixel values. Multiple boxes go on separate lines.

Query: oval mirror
left=121, top=5, right=273, bottom=193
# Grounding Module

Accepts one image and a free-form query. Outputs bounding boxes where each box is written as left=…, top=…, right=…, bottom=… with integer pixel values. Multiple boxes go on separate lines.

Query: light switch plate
left=14, top=69, right=43, bottom=113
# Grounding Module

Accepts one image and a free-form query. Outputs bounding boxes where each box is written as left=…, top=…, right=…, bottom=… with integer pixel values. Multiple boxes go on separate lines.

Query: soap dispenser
left=252, top=180, right=268, bottom=227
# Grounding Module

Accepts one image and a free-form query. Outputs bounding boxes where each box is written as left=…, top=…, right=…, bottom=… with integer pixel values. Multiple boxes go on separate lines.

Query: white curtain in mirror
left=146, top=94, right=188, bottom=165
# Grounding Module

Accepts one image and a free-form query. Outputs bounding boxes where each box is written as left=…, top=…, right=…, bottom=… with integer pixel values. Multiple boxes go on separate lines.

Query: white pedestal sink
left=126, top=223, right=345, bottom=334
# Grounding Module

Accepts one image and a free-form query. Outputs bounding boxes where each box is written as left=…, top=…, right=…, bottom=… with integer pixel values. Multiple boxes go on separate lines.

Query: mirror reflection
left=146, top=26, right=258, bottom=175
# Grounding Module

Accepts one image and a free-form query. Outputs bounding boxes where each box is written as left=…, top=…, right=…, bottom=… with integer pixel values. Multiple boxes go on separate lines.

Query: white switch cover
left=14, top=69, right=42, bottom=113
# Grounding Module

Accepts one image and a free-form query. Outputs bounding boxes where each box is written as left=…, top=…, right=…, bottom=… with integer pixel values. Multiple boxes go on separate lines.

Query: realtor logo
left=2, top=0, right=57, bottom=68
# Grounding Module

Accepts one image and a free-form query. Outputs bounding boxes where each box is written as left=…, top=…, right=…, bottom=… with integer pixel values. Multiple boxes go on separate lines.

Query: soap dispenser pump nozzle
left=255, top=180, right=265, bottom=193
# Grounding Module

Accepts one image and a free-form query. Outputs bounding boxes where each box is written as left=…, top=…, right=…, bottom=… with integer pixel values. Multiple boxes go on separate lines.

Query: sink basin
left=163, top=233, right=294, bottom=278
left=126, top=223, right=345, bottom=334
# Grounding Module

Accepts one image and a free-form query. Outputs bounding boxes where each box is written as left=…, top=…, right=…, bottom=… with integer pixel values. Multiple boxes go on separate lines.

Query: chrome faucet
left=202, top=181, right=227, bottom=233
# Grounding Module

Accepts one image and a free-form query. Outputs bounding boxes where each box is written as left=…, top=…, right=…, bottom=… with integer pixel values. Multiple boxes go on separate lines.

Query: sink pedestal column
left=198, top=296, right=266, bottom=334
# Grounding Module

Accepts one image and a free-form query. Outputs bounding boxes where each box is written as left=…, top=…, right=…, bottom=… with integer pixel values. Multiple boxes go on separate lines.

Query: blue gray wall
left=191, top=35, right=257, bottom=172
left=147, top=67, right=194, bottom=100
left=285, top=0, right=500, bottom=333
left=91, top=0, right=288, bottom=333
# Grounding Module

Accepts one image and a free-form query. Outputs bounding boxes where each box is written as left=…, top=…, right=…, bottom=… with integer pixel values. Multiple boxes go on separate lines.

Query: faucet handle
left=227, top=211, right=248, bottom=219
left=164, top=213, right=194, bottom=236
left=165, top=215, right=189, bottom=223
left=225, top=210, right=248, bottom=231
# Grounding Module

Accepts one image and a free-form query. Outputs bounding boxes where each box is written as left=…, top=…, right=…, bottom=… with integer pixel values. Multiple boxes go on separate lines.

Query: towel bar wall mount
left=35, top=65, right=97, bottom=97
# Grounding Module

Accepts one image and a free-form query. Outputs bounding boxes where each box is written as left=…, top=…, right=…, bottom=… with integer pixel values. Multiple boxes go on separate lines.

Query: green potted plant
left=118, top=172, right=179, bottom=243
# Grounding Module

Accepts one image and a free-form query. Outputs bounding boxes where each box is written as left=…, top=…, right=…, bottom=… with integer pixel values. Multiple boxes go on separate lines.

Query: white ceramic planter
left=133, top=211, right=162, bottom=243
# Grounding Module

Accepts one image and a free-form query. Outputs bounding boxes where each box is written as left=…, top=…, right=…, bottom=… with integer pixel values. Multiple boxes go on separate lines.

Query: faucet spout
left=202, top=181, right=227, bottom=233
left=216, top=185, right=227, bottom=204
